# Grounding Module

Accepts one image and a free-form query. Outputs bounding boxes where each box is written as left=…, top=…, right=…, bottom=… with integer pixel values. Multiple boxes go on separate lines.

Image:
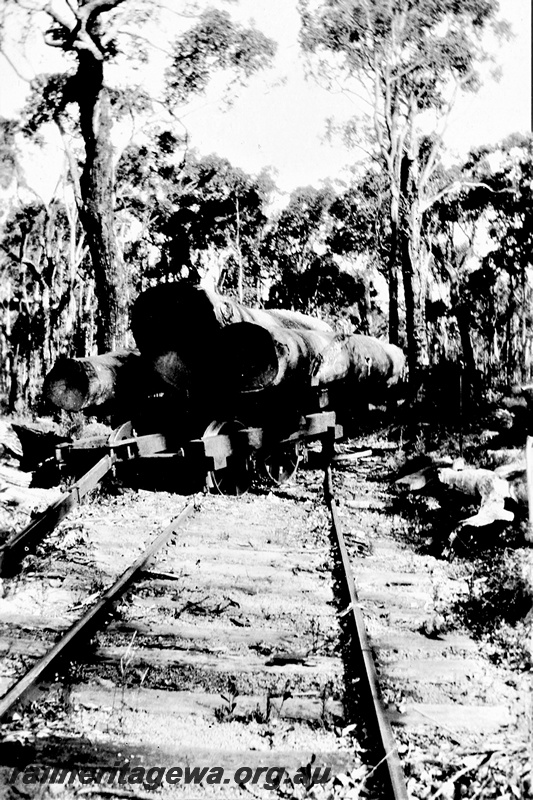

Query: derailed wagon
left=0, top=283, right=404, bottom=573
left=45, top=282, right=405, bottom=494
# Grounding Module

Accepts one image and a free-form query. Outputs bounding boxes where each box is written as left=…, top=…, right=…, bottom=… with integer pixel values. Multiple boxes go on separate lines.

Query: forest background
left=0, top=0, right=531, bottom=415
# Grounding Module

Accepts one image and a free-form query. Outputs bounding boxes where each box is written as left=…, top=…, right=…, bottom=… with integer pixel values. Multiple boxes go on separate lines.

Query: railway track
left=0, top=437, right=526, bottom=798
left=331, top=446, right=529, bottom=797
left=0, top=450, right=407, bottom=799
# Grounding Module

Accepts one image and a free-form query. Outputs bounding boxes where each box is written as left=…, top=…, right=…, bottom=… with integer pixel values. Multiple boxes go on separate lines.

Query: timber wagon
left=46, top=283, right=405, bottom=495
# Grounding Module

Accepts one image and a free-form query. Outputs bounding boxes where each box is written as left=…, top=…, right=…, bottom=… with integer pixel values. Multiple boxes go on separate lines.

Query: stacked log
left=314, top=334, right=405, bottom=390
left=210, top=323, right=334, bottom=392
left=43, top=350, right=162, bottom=413
left=42, top=285, right=334, bottom=416
left=218, top=323, right=405, bottom=396
left=131, top=282, right=332, bottom=351
left=130, top=282, right=333, bottom=392
left=43, top=283, right=405, bottom=430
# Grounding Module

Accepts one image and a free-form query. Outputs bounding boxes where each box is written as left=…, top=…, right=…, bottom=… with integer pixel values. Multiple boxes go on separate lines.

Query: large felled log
left=512, top=383, right=533, bottom=405
left=43, top=349, right=160, bottom=412
left=131, top=282, right=332, bottom=362
left=217, top=323, right=405, bottom=395
left=131, top=283, right=334, bottom=395
left=314, top=333, right=405, bottom=390
left=216, top=323, right=337, bottom=392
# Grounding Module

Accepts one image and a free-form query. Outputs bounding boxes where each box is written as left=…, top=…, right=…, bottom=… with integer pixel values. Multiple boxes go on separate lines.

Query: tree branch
left=78, top=0, right=128, bottom=25
left=116, top=28, right=174, bottom=58
left=421, top=181, right=513, bottom=214
left=43, top=2, right=76, bottom=31
left=0, top=48, right=32, bottom=82
left=44, top=0, right=127, bottom=59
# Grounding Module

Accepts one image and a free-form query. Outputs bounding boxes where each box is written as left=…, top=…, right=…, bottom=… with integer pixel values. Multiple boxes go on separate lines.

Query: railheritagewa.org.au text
left=9, top=762, right=332, bottom=790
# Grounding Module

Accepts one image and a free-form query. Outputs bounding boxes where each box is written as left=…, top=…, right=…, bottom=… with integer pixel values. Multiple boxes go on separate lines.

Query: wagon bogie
left=54, top=406, right=342, bottom=496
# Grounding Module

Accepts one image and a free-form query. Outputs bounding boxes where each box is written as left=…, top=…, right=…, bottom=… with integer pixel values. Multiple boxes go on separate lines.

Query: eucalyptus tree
left=262, top=185, right=366, bottom=321
left=300, top=0, right=506, bottom=379
left=432, top=133, right=533, bottom=387
left=116, top=141, right=276, bottom=301
left=0, top=198, right=89, bottom=409
left=4, top=0, right=276, bottom=350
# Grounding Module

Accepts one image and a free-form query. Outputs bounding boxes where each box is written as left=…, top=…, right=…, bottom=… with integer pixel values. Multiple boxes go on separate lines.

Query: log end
left=43, top=358, right=90, bottom=411
left=153, top=351, right=192, bottom=390
left=218, top=322, right=279, bottom=392
left=45, top=378, right=86, bottom=411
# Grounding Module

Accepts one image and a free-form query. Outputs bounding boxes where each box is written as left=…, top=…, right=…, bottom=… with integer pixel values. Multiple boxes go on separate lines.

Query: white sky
left=0, top=0, right=531, bottom=200
left=181, top=0, right=532, bottom=193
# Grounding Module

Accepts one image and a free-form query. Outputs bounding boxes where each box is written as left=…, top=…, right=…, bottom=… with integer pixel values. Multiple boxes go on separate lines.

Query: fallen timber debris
left=395, top=451, right=528, bottom=534
left=0, top=420, right=23, bottom=459
left=10, top=421, right=68, bottom=470
left=438, top=467, right=516, bottom=527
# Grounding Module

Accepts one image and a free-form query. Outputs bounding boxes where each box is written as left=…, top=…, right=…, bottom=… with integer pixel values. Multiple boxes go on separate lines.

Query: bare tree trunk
left=401, top=230, right=428, bottom=384
left=521, top=264, right=528, bottom=382
left=42, top=0, right=129, bottom=353
left=77, top=52, right=126, bottom=352
left=388, top=191, right=400, bottom=346
left=235, top=196, right=244, bottom=304
left=8, top=346, right=19, bottom=413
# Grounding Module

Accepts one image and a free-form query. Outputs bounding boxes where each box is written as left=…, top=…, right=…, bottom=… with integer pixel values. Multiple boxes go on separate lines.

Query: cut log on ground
left=43, top=350, right=161, bottom=412
left=512, top=383, right=533, bottom=407
left=485, top=449, right=526, bottom=469
left=395, top=454, right=530, bottom=537
left=438, top=467, right=516, bottom=527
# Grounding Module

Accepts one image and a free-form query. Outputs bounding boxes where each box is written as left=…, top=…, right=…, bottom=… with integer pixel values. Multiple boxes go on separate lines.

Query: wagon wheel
left=108, top=420, right=134, bottom=444
left=202, top=420, right=252, bottom=496
left=108, top=420, right=136, bottom=461
left=261, top=442, right=302, bottom=485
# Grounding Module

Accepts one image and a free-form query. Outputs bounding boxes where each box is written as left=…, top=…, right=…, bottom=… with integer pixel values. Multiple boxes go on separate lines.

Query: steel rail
left=324, top=466, right=409, bottom=800
left=0, top=498, right=198, bottom=722
left=0, top=455, right=114, bottom=576
left=0, top=411, right=339, bottom=577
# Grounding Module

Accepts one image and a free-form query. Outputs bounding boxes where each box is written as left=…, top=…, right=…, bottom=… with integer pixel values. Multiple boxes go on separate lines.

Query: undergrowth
left=390, top=414, right=533, bottom=674
left=449, top=550, right=533, bottom=670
